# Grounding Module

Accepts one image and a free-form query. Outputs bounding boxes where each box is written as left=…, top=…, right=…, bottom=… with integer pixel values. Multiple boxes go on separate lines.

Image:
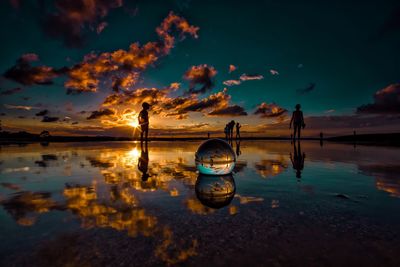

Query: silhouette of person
left=138, top=102, right=151, bottom=143
left=138, top=142, right=150, bottom=181
left=224, top=124, right=229, bottom=140
left=290, top=141, right=305, bottom=179
left=229, top=120, right=235, bottom=140
left=289, top=104, right=305, bottom=140
left=235, top=140, right=242, bottom=157
left=207, top=132, right=210, bottom=139
left=236, top=122, right=241, bottom=140
left=320, top=132, right=324, bottom=147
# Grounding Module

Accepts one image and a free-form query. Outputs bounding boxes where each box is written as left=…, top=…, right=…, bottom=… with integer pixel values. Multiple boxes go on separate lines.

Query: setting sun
left=128, top=120, right=139, bottom=128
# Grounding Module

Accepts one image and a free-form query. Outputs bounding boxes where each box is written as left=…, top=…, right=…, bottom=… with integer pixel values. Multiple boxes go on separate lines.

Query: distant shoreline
left=0, top=133, right=399, bottom=146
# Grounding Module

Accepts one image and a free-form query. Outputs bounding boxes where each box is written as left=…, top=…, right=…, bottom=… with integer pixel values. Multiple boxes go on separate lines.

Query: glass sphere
left=195, top=174, right=236, bottom=209
left=195, top=138, right=236, bottom=175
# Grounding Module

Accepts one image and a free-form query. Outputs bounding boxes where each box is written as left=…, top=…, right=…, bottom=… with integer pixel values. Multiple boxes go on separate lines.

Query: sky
left=0, top=0, right=399, bottom=137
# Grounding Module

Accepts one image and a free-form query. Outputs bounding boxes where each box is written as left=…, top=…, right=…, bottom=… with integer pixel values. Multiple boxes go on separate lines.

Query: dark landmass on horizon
left=0, top=131, right=399, bottom=146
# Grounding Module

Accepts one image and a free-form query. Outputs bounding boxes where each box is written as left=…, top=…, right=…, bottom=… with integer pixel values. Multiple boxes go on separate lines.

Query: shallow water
left=1, top=141, right=400, bottom=266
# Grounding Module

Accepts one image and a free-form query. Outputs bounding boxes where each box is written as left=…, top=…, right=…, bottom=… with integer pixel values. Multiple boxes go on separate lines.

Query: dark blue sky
left=0, top=0, right=399, bottom=136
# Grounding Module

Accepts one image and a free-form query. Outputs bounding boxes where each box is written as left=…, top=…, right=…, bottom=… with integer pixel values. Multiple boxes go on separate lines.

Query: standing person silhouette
left=229, top=120, right=235, bottom=140
left=235, top=122, right=241, bottom=140
left=289, top=104, right=305, bottom=140
left=224, top=124, right=229, bottom=140
left=138, top=102, right=151, bottom=143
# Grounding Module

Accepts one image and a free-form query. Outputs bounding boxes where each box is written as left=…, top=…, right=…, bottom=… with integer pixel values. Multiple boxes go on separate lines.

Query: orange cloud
left=183, top=64, right=217, bottom=94
left=228, top=64, right=237, bottom=73
left=4, top=12, right=199, bottom=95
left=254, top=102, right=287, bottom=118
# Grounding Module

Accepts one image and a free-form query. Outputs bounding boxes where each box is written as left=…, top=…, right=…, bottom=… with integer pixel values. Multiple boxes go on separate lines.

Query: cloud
left=269, top=69, right=279, bottom=75
left=223, top=73, right=265, bottom=87
left=65, top=12, right=198, bottom=94
left=175, top=123, right=210, bottom=131
left=228, top=65, right=237, bottom=73
left=101, top=86, right=244, bottom=120
left=168, top=82, right=181, bottom=91
left=4, top=104, right=38, bottom=110
left=41, top=0, right=124, bottom=47
left=41, top=116, right=59, bottom=122
left=254, top=102, right=287, bottom=118
left=96, top=21, right=108, bottom=34
left=208, top=105, right=247, bottom=116
left=111, top=73, right=138, bottom=92
left=103, top=87, right=169, bottom=107
left=36, top=109, right=49, bottom=116
left=4, top=12, right=199, bottom=95
left=300, top=114, right=400, bottom=130
left=239, top=74, right=264, bottom=81
left=1, top=87, right=22, bottom=95
left=161, top=89, right=247, bottom=118
left=21, top=53, right=39, bottom=62
left=87, top=108, right=116, bottom=119
left=184, top=64, right=217, bottom=94
left=223, top=79, right=241, bottom=86
left=357, top=84, right=400, bottom=114
left=3, top=55, right=62, bottom=86
left=297, top=83, right=316, bottom=94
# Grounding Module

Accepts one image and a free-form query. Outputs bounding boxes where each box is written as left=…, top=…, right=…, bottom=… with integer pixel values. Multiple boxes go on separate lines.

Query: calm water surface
left=1, top=141, right=400, bottom=266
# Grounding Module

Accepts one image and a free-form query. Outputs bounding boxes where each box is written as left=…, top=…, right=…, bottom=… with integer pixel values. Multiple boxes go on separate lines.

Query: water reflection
left=195, top=174, right=236, bottom=209
left=1, top=141, right=400, bottom=265
left=358, top=164, right=400, bottom=198
left=254, top=158, right=287, bottom=178
left=2, top=191, right=60, bottom=226
left=235, top=140, right=242, bottom=157
left=290, top=141, right=305, bottom=179
left=63, top=183, right=157, bottom=237
left=138, top=142, right=150, bottom=181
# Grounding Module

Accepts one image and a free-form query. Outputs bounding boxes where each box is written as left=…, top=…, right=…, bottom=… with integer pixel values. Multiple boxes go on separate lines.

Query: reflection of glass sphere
left=195, top=138, right=236, bottom=175
left=195, top=174, right=236, bottom=209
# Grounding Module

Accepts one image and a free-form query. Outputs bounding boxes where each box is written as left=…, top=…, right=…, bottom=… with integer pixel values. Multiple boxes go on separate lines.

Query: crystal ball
left=195, top=138, right=236, bottom=175
left=195, top=174, right=236, bottom=209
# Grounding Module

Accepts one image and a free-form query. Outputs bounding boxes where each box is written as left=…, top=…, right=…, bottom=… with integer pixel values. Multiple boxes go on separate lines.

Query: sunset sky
left=0, top=0, right=399, bottom=137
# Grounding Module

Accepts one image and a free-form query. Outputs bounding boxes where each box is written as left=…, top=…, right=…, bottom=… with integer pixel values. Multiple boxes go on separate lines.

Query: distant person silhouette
left=236, top=122, right=241, bottom=139
left=320, top=132, right=324, bottom=147
left=228, top=120, right=235, bottom=140
left=224, top=124, right=229, bottom=140
left=289, top=104, right=305, bottom=140
left=290, top=141, right=305, bottom=179
left=138, top=102, right=151, bottom=143
left=353, top=130, right=357, bottom=148
left=138, top=142, right=150, bottom=181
